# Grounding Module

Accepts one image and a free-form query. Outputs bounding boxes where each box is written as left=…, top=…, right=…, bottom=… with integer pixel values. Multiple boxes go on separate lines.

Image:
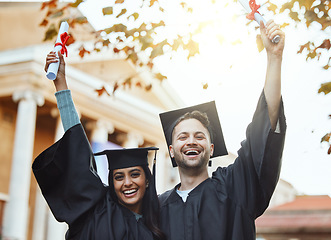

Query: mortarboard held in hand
left=159, top=101, right=228, bottom=167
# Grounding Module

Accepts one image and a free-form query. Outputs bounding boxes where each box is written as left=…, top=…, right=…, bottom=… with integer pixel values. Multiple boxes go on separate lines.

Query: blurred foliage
left=264, top=0, right=331, bottom=154
left=40, top=0, right=205, bottom=94
left=40, top=0, right=331, bottom=153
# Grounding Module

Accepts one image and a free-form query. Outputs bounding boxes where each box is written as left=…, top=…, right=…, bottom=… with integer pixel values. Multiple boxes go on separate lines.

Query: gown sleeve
left=212, top=90, right=286, bottom=218
left=55, top=89, right=81, bottom=132
left=32, top=124, right=106, bottom=226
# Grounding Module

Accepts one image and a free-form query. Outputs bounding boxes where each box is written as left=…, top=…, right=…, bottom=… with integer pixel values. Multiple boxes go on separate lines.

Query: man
left=158, top=20, right=286, bottom=240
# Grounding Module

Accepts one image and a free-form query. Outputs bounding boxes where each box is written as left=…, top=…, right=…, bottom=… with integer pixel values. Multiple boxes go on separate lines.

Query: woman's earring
left=146, top=182, right=149, bottom=188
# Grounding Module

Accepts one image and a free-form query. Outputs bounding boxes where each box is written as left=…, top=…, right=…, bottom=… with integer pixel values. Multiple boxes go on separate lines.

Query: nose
left=186, top=135, right=198, bottom=145
left=123, top=176, right=133, bottom=187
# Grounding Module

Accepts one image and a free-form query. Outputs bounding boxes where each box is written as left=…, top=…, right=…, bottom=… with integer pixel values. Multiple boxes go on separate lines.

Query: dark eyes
left=178, top=136, right=187, bottom=140
left=177, top=135, right=205, bottom=140
left=114, top=172, right=141, bottom=181
left=114, top=175, right=124, bottom=181
left=131, top=172, right=141, bottom=178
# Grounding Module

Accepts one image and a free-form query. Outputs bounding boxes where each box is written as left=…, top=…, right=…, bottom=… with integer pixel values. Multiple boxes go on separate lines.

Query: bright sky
left=78, top=0, right=331, bottom=197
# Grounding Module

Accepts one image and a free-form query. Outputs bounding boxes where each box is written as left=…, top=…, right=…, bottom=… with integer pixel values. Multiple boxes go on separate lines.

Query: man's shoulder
left=158, top=188, right=175, bottom=205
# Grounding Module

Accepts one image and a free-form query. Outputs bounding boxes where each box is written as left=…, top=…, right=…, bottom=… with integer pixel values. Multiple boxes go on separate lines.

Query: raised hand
left=45, top=51, right=68, bottom=91
left=260, top=20, right=285, bottom=58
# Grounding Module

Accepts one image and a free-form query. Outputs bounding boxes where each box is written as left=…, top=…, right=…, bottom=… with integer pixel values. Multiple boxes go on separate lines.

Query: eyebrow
left=113, top=168, right=142, bottom=176
left=176, top=131, right=207, bottom=137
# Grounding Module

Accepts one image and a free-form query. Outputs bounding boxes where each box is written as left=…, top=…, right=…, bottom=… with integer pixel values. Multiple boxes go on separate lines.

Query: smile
left=123, top=189, right=138, bottom=196
left=183, top=149, right=201, bottom=156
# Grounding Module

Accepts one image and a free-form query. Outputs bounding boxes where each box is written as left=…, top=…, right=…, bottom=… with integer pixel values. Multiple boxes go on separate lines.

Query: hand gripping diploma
left=46, top=21, right=70, bottom=80
left=238, top=0, right=280, bottom=43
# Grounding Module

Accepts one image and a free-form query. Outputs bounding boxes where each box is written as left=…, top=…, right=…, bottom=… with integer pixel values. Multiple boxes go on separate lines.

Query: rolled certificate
left=238, top=0, right=280, bottom=43
left=46, top=21, right=69, bottom=80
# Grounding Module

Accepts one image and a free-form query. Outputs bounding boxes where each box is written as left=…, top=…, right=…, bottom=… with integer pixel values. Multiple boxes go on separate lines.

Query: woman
left=32, top=51, right=165, bottom=240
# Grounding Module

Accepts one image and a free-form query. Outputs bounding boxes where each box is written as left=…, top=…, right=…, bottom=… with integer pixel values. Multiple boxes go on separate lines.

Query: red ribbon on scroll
left=246, top=0, right=260, bottom=20
left=54, top=32, right=70, bottom=57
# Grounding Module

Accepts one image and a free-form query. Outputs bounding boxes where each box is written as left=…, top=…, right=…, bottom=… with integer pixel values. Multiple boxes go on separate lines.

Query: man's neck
left=178, top=167, right=209, bottom=191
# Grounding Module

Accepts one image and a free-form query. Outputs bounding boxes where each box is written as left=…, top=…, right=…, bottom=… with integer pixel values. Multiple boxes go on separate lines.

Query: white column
left=89, top=119, right=114, bottom=143
left=46, top=116, right=67, bottom=240
left=123, top=132, right=144, bottom=148
left=32, top=187, right=47, bottom=240
left=155, top=144, right=167, bottom=194
left=3, top=90, right=44, bottom=240
left=88, top=119, right=114, bottom=185
left=32, top=109, right=62, bottom=240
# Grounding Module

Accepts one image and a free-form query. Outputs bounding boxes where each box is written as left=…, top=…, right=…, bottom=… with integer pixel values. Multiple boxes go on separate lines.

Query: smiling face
left=112, top=166, right=148, bottom=214
left=169, top=118, right=214, bottom=170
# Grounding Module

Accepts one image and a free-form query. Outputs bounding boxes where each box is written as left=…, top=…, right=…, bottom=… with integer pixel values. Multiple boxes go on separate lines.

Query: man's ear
left=210, top=143, right=214, bottom=157
left=169, top=145, right=174, bottom=158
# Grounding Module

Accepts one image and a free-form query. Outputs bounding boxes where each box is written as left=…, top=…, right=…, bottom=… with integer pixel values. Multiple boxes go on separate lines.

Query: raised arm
left=260, top=20, right=285, bottom=130
left=45, top=51, right=80, bottom=131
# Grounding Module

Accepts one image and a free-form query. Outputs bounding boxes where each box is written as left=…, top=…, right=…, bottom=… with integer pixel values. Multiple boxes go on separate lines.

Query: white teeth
left=124, top=189, right=137, bottom=194
left=185, top=150, right=199, bottom=155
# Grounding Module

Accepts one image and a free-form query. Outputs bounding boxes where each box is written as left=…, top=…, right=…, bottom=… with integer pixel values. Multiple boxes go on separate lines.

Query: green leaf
left=49, top=10, right=64, bottom=19
left=256, top=34, right=264, bottom=52
left=289, top=11, right=300, bottom=22
left=321, top=133, right=331, bottom=142
left=318, top=82, right=331, bottom=95
left=140, top=35, right=154, bottom=50
left=127, top=52, right=138, bottom=64
left=70, top=0, right=84, bottom=8
left=306, top=51, right=317, bottom=60
left=104, top=24, right=127, bottom=34
left=184, top=39, right=199, bottom=59
left=128, top=12, right=139, bottom=21
left=43, top=23, right=57, bottom=41
left=280, top=1, right=294, bottom=13
left=172, top=36, right=184, bottom=51
left=304, top=10, right=318, bottom=27
left=150, top=0, right=158, bottom=7
left=323, top=64, right=329, bottom=70
left=151, top=40, right=168, bottom=59
left=102, top=7, right=113, bottom=15
left=116, top=9, right=127, bottom=18
left=154, top=73, right=167, bottom=81
left=297, top=0, right=315, bottom=10
left=267, top=2, right=278, bottom=14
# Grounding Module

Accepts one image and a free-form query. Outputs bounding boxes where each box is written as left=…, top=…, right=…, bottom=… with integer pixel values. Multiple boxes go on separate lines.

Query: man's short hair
left=159, top=100, right=228, bottom=167
left=172, top=110, right=214, bottom=143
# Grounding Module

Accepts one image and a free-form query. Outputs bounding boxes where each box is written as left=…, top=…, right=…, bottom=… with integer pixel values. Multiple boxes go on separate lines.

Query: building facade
left=0, top=2, right=185, bottom=239
left=0, top=2, right=295, bottom=240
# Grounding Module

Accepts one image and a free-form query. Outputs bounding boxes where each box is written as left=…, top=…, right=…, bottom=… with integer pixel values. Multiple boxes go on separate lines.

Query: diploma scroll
left=46, top=21, right=69, bottom=80
left=238, top=0, right=280, bottom=44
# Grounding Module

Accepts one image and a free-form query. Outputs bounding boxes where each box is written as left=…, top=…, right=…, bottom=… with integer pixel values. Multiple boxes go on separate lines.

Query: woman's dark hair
left=108, top=165, right=166, bottom=240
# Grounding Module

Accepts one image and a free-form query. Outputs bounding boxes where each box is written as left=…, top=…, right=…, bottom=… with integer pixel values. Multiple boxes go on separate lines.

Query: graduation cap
left=94, top=147, right=159, bottom=171
left=159, top=101, right=228, bottom=167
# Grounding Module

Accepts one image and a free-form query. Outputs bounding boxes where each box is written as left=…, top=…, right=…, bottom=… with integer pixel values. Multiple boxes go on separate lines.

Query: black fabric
left=158, top=91, right=286, bottom=240
left=94, top=147, right=158, bottom=170
left=32, top=124, right=154, bottom=240
left=159, top=100, right=228, bottom=167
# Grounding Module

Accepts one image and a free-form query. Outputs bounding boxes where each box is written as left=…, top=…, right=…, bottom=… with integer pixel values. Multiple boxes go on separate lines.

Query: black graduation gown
left=159, top=91, right=286, bottom=240
left=32, top=124, right=154, bottom=240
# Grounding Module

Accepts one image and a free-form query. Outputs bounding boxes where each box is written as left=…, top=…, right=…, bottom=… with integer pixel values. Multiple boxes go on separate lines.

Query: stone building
left=0, top=2, right=185, bottom=239
left=0, top=2, right=295, bottom=240
left=256, top=195, right=331, bottom=239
